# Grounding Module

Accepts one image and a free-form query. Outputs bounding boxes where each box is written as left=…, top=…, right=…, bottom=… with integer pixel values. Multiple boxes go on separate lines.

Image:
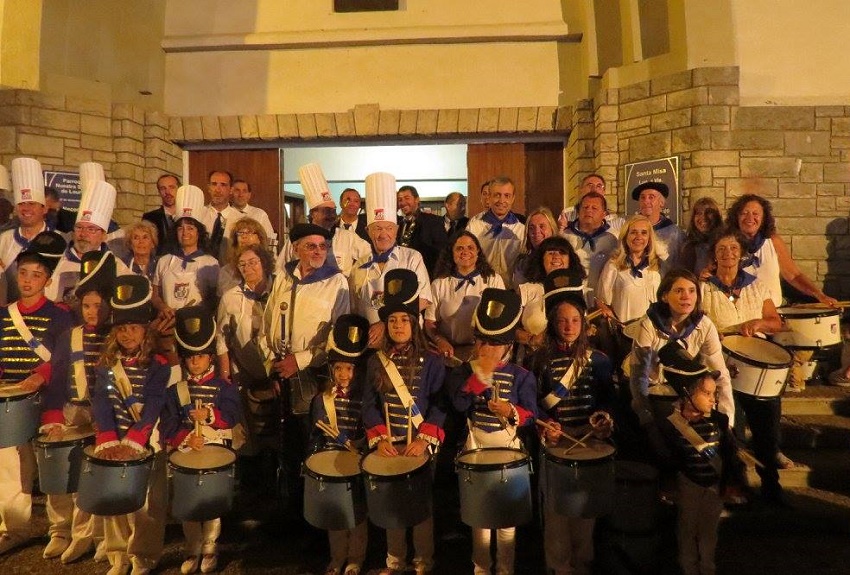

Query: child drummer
left=160, top=306, right=240, bottom=575
left=308, top=313, right=370, bottom=575
left=532, top=268, right=615, bottom=575
left=657, top=343, right=745, bottom=575
left=362, top=269, right=446, bottom=575
left=91, top=275, right=171, bottom=575
left=0, top=231, right=73, bottom=557
left=39, top=251, right=115, bottom=563
left=446, top=288, right=538, bottom=575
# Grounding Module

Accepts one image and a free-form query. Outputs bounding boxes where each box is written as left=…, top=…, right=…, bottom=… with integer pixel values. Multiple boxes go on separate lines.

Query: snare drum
left=303, top=448, right=366, bottom=530
left=78, top=446, right=153, bottom=515
left=33, top=427, right=95, bottom=494
left=361, top=450, right=432, bottom=529
left=773, top=307, right=841, bottom=349
left=722, top=335, right=792, bottom=398
left=455, top=447, right=532, bottom=529
left=0, top=385, right=40, bottom=449
left=544, top=439, right=615, bottom=518
left=169, top=445, right=236, bottom=522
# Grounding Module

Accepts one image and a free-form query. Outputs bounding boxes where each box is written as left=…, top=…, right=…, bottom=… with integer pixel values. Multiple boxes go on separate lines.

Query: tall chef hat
left=11, top=157, right=45, bottom=205
left=365, top=172, right=397, bottom=226
left=298, top=163, right=335, bottom=210
left=174, top=305, right=217, bottom=357
left=76, top=180, right=116, bottom=232
left=79, top=162, right=105, bottom=194
left=174, top=185, right=206, bottom=230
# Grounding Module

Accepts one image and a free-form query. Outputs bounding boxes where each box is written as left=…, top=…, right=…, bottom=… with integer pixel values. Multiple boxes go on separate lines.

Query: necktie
left=210, top=213, right=224, bottom=252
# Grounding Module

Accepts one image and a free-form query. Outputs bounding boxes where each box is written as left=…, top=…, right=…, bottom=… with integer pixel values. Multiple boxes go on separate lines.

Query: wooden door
left=187, top=149, right=282, bottom=234
left=524, top=142, right=565, bottom=215
left=466, top=143, right=526, bottom=216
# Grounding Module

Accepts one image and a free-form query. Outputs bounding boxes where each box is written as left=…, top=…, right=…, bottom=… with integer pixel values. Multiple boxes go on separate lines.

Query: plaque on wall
left=44, top=171, right=82, bottom=212
left=334, top=0, right=399, bottom=12
left=623, top=156, right=680, bottom=225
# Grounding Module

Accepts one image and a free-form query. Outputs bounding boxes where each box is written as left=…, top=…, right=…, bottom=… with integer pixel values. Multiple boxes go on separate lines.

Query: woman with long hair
left=680, top=197, right=722, bottom=277
left=513, top=207, right=559, bottom=286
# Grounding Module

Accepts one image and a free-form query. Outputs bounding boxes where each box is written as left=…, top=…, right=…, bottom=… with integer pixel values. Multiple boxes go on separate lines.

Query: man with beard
left=396, top=185, right=447, bottom=275
left=142, top=173, right=180, bottom=256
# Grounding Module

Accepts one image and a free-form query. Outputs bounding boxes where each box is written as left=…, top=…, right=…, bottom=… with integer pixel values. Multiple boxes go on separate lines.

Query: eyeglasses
left=237, top=258, right=262, bottom=270
left=301, top=242, right=328, bottom=252
left=236, top=230, right=258, bottom=237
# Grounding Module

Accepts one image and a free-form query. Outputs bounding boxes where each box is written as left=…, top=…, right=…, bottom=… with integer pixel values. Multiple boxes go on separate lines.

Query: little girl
left=160, top=306, right=240, bottom=574
left=309, top=313, right=370, bottom=575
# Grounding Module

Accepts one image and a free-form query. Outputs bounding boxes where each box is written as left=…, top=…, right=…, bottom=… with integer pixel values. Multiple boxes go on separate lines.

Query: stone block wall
left=567, top=67, right=850, bottom=297
left=0, top=90, right=183, bottom=226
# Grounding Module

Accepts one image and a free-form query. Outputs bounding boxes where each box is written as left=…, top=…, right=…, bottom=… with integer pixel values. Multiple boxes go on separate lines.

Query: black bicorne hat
left=75, top=250, right=116, bottom=298
left=658, top=341, right=720, bottom=397
left=174, top=305, right=216, bottom=357
left=327, top=313, right=370, bottom=363
left=16, top=230, right=66, bottom=275
left=473, top=288, right=522, bottom=345
left=631, top=181, right=670, bottom=200
left=290, top=223, right=331, bottom=243
left=110, top=275, right=154, bottom=325
left=543, top=267, right=587, bottom=317
left=378, top=268, right=420, bottom=321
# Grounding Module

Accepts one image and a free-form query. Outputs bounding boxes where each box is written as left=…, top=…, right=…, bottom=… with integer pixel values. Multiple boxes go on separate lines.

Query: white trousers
left=386, top=516, right=434, bottom=572
left=0, top=444, right=35, bottom=540
left=182, top=519, right=221, bottom=557
left=472, top=526, right=516, bottom=575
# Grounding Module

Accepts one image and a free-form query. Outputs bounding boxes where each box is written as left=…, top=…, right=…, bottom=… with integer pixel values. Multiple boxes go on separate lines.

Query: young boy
left=658, top=342, right=745, bottom=575
left=308, top=313, right=370, bottom=575
left=0, top=231, right=73, bottom=556
left=160, top=306, right=240, bottom=575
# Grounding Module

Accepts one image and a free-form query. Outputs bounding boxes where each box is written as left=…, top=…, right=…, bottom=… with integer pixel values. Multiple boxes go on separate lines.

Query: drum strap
left=377, top=351, right=424, bottom=430
left=111, top=361, right=142, bottom=422
left=542, top=350, right=592, bottom=410
left=667, top=410, right=711, bottom=452
left=322, top=391, right=337, bottom=432
left=9, top=302, right=51, bottom=362
left=70, top=327, right=88, bottom=401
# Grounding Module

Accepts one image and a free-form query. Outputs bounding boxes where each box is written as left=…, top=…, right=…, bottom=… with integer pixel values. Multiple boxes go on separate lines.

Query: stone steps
left=781, top=414, right=850, bottom=449
left=745, top=447, right=850, bottom=493
left=780, top=383, right=850, bottom=416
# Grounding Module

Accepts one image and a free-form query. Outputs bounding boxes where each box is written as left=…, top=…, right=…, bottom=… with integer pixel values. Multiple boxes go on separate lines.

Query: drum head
left=723, top=335, right=792, bottom=368
left=361, top=452, right=427, bottom=476
left=305, top=449, right=361, bottom=478
left=169, top=445, right=236, bottom=471
left=0, top=384, right=33, bottom=399
left=456, top=448, right=527, bottom=470
left=83, top=445, right=152, bottom=465
left=547, top=439, right=615, bottom=462
left=36, top=426, right=95, bottom=445
left=777, top=307, right=839, bottom=319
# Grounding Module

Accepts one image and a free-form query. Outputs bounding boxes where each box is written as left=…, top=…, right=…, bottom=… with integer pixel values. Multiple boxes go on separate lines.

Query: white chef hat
left=174, top=185, right=206, bottom=227
left=76, top=180, right=116, bottom=232
left=365, top=172, right=397, bottom=226
left=79, top=162, right=105, bottom=194
left=298, top=163, right=335, bottom=210
left=11, top=157, right=45, bottom=205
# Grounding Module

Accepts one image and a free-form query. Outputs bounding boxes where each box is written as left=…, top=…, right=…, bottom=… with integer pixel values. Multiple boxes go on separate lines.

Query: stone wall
left=566, top=66, right=850, bottom=297
left=0, top=90, right=183, bottom=226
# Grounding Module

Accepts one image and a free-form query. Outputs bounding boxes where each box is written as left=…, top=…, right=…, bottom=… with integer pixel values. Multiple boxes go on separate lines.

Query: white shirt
left=425, top=273, right=504, bottom=345
left=350, top=245, right=432, bottom=325
left=597, top=261, right=660, bottom=323
left=234, top=204, right=275, bottom=240
left=153, top=252, right=220, bottom=311
left=0, top=223, right=49, bottom=305
left=46, top=247, right=131, bottom=303
left=216, top=282, right=270, bottom=381
left=201, top=204, right=243, bottom=262
left=466, top=212, right=525, bottom=289
left=742, top=237, right=782, bottom=307
left=701, top=277, right=772, bottom=332
left=518, top=282, right=547, bottom=336
left=563, top=226, right=619, bottom=306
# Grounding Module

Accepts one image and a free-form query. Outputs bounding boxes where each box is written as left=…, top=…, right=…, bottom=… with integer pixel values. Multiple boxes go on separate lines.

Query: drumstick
left=315, top=420, right=358, bottom=454
left=406, top=402, right=413, bottom=446
left=563, top=430, right=595, bottom=454
left=194, top=399, right=202, bottom=437
left=534, top=419, right=588, bottom=448
left=585, top=309, right=604, bottom=323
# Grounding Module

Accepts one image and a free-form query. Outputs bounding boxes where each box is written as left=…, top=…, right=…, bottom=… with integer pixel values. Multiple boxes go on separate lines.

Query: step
left=780, top=414, right=850, bottom=449
left=745, top=448, right=850, bottom=493
left=780, top=384, right=850, bottom=416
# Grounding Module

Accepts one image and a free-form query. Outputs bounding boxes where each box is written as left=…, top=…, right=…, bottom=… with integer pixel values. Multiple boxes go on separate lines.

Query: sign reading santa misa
left=623, top=156, right=680, bottom=226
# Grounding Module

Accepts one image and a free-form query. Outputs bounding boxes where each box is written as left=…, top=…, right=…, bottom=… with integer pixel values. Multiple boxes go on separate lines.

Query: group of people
left=0, top=155, right=839, bottom=575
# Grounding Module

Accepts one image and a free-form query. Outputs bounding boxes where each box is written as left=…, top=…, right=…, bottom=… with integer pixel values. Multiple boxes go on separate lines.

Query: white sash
left=322, top=391, right=338, bottom=432
left=377, top=351, right=425, bottom=431
left=111, top=360, right=142, bottom=422
left=70, top=327, right=88, bottom=400
left=542, top=351, right=592, bottom=410
left=667, top=410, right=711, bottom=452
left=9, top=302, right=51, bottom=362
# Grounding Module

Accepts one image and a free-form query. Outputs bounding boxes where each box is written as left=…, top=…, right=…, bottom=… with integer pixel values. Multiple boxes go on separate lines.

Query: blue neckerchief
left=284, top=259, right=339, bottom=285
left=653, top=216, right=675, bottom=232
left=482, top=210, right=519, bottom=237
left=452, top=270, right=481, bottom=291
left=646, top=301, right=703, bottom=341
left=568, top=219, right=611, bottom=251
left=359, top=245, right=395, bottom=269
left=174, top=248, right=204, bottom=271
left=707, top=271, right=757, bottom=301
left=630, top=256, right=649, bottom=278
left=240, top=279, right=270, bottom=303
left=12, top=227, right=30, bottom=249
left=126, top=256, right=157, bottom=280
left=741, top=233, right=766, bottom=268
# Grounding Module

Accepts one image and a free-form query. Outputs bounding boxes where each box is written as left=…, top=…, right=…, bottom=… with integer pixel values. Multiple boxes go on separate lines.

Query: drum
left=723, top=335, right=792, bottom=398
left=0, top=385, right=39, bottom=449
left=303, top=448, right=366, bottom=530
left=773, top=307, right=841, bottom=349
left=455, top=447, right=532, bottom=529
left=78, top=446, right=154, bottom=515
left=361, top=450, right=432, bottom=529
left=544, top=439, right=615, bottom=518
left=33, top=427, right=95, bottom=494
left=169, top=445, right=236, bottom=522
left=648, top=384, right=679, bottom=421
left=610, top=460, right=659, bottom=533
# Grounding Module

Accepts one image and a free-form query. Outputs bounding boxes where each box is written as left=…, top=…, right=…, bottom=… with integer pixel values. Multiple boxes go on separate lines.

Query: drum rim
left=455, top=447, right=529, bottom=471
left=168, top=445, right=236, bottom=473
left=544, top=441, right=616, bottom=465
left=83, top=447, right=154, bottom=467
left=303, top=448, right=362, bottom=481
left=776, top=307, right=840, bottom=318
left=0, top=390, right=39, bottom=400
left=722, top=337, right=792, bottom=369
left=359, top=449, right=430, bottom=480
left=34, top=433, right=95, bottom=448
